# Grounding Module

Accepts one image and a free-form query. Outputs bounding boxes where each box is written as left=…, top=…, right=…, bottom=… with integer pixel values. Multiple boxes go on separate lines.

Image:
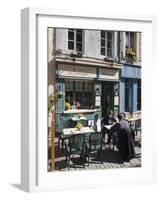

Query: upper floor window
left=68, top=29, right=83, bottom=52
left=126, top=32, right=135, bottom=49
left=101, top=31, right=113, bottom=57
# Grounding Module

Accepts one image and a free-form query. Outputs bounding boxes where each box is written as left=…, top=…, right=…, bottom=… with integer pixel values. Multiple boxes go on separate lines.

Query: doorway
left=101, top=82, right=114, bottom=118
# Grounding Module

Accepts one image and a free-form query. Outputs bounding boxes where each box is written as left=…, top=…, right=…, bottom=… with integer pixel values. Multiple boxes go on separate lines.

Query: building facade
left=48, top=28, right=141, bottom=132
left=119, top=32, right=141, bottom=113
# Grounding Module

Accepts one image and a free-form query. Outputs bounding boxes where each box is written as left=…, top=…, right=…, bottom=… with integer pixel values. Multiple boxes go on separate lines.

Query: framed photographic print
left=21, top=8, right=156, bottom=192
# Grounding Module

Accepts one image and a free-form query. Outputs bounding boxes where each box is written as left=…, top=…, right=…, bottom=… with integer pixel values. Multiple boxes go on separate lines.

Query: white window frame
left=68, top=28, right=83, bottom=52
left=101, top=31, right=114, bottom=57
left=125, top=31, right=135, bottom=49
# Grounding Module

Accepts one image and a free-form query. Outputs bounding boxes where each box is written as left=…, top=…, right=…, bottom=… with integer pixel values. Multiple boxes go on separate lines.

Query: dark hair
left=117, top=113, right=124, bottom=121
left=108, top=110, right=113, bottom=115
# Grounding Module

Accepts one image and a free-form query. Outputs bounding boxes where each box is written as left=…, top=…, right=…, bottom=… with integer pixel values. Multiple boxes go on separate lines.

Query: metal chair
left=85, top=132, right=103, bottom=166
left=93, top=114, right=98, bottom=131
left=79, top=119, right=88, bottom=127
left=135, top=119, right=141, bottom=136
left=65, top=134, right=86, bottom=170
left=57, top=132, right=70, bottom=153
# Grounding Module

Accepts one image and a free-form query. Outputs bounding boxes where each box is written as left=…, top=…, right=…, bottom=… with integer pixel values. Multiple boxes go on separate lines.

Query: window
left=68, top=29, right=83, bottom=52
left=65, top=80, right=93, bottom=109
left=125, top=79, right=129, bottom=112
left=137, top=80, right=141, bottom=110
left=101, top=31, right=113, bottom=57
left=126, top=32, right=135, bottom=49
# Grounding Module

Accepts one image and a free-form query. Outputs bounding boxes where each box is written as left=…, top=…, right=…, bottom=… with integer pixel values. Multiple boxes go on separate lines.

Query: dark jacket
left=102, top=115, right=117, bottom=125
left=110, top=120, right=135, bottom=161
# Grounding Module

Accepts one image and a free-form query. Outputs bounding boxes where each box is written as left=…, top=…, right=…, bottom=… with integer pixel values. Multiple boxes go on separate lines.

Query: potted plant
left=126, top=48, right=136, bottom=59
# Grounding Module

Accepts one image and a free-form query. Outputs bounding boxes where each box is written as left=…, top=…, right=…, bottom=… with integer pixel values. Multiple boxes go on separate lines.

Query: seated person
left=108, top=113, right=135, bottom=161
left=101, top=110, right=117, bottom=125
left=65, top=99, right=71, bottom=110
left=101, top=110, right=117, bottom=143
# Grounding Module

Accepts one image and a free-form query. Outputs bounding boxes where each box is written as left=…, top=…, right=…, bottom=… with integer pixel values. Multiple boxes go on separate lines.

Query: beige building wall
left=54, top=28, right=119, bottom=61
left=136, top=32, right=142, bottom=64
left=48, top=28, right=56, bottom=96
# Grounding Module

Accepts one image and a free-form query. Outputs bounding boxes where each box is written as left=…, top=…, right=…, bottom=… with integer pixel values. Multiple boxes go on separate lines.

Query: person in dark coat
left=101, top=110, right=117, bottom=125
left=109, top=113, right=135, bottom=162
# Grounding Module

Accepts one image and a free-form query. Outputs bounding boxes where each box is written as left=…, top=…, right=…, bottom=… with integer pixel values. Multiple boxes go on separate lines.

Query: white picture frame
left=21, top=7, right=157, bottom=192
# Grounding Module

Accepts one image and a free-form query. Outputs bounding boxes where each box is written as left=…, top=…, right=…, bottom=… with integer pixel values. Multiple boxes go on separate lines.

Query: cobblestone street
left=54, top=132, right=141, bottom=171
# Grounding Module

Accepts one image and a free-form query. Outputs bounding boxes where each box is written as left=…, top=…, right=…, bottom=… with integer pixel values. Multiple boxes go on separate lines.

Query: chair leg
left=88, top=153, right=90, bottom=167
left=58, top=138, right=60, bottom=154
left=62, top=139, right=64, bottom=153
left=68, top=155, right=71, bottom=170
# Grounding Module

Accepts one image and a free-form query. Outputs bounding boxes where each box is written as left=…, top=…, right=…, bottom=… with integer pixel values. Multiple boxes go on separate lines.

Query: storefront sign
left=58, top=64, right=96, bottom=78
left=99, top=68, right=119, bottom=80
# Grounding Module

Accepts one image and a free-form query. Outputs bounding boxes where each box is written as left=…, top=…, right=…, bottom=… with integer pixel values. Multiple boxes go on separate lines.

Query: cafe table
left=63, top=127, right=95, bottom=136
left=124, top=118, right=137, bottom=127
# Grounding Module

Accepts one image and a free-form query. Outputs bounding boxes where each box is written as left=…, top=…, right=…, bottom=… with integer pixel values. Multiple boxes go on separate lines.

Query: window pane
left=76, top=29, right=82, bottom=34
left=65, top=80, right=93, bottom=109
left=101, top=31, right=105, bottom=38
left=107, top=32, right=112, bottom=40
left=76, top=42, right=82, bottom=52
left=130, top=32, right=134, bottom=48
left=101, top=48, right=105, bottom=55
left=68, top=31, right=74, bottom=40
left=69, top=29, right=74, bottom=32
left=107, top=49, right=112, bottom=57
left=68, top=41, right=74, bottom=50
left=77, top=33, right=82, bottom=42
left=101, top=39, right=105, bottom=47
left=107, top=41, right=112, bottom=48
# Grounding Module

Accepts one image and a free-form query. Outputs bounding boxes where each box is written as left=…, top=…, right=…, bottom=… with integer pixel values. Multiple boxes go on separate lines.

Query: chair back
left=93, top=114, right=99, bottom=131
left=69, top=134, right=85, bottom=150
left=135, top=119, right=141, bottom=128
left=89, top=132, right=103, bottom=150
left=94, top=114, right=98, bottom=124
left=79, top=119, right=88, bottom=127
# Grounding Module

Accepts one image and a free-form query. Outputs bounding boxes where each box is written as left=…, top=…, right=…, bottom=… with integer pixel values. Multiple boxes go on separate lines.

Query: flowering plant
left=126, top=48, right=136, bottom=59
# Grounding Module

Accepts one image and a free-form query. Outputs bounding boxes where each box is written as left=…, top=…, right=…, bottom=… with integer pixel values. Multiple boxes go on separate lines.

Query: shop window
left=101, top=31, right=113, bottom=57
left=68, top=29, right=83, bottom=52
left=65, top=80, right=93, bottom=109
left=125, top=79, right=129, bottom=112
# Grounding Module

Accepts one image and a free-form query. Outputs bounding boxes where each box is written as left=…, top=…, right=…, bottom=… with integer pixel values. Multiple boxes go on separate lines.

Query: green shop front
left=55, top=60, right=120, bottom=132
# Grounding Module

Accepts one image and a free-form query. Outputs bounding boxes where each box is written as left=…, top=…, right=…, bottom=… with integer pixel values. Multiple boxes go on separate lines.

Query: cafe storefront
left=119, top=64, right=141, bottom=113
left=55, top=58, right=121, bottom=132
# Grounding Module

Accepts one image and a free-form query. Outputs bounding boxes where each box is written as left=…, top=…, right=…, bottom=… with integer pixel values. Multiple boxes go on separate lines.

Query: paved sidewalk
left=53, top=132, right=141, bottom=171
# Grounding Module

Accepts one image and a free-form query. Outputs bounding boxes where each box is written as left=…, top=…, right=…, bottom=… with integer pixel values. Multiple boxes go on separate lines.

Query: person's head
left=107, top=110, right=113, bottom=117
left=66, top=99, right=69, bottom=103
left=117, top=113, right=124, bottom=121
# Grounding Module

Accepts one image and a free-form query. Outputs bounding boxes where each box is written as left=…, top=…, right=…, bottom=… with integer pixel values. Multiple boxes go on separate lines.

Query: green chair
left=135, top=119, right=141, bottom=136
left=85, top=132, right=103, bottom=166
left=93, top=114, right=98, bottom=131
left=58, top=132, right=70, bottom=153
left=65, top=134, right=85, bottom=170
left=79, top=119, right=88, bottom=127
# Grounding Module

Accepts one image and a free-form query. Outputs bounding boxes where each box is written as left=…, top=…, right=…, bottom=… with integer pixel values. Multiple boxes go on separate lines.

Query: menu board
left=95, top=96, right=101, bottom=107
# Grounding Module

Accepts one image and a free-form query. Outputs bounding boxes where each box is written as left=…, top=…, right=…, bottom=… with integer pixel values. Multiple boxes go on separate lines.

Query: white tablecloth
left=104, top=125, right=113, bottom=130
left=63, top=127, right=94, bottom=136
